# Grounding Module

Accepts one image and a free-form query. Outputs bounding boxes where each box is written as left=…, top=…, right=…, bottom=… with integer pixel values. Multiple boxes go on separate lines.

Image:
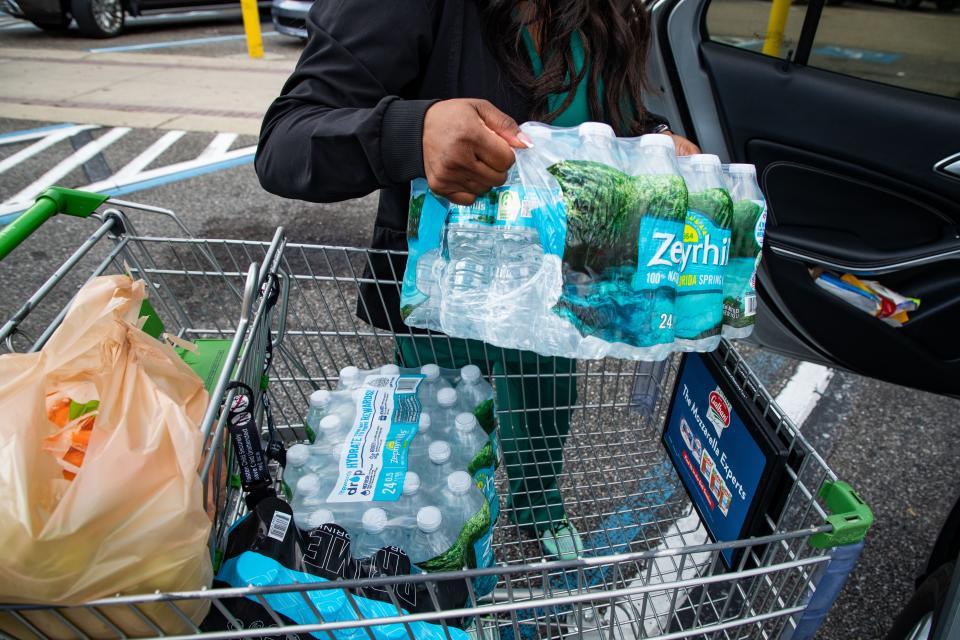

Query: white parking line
left=621, top=357, right=834, bottom=637
left=2, top=127, right=131, bottom=212
left=774, top=362, right=835, bottom=427
left=110, top=130, right=185, bottom=182
left=0, top=125, right=100, bottom=175
left=0, top=124, right=255, bottom=220
left=197, top=132, right=238, bottom=161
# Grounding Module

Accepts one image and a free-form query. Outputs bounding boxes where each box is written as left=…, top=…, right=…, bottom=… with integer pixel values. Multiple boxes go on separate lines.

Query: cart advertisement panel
left=662, top=353, right=781, bottom=566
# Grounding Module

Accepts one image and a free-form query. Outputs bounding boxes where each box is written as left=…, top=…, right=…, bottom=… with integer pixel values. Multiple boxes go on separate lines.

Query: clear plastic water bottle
left=423, top=440, right=455, bottom=487
left=380, top=364, right=401, bottom=376
left=441, top=471, right=485, bottom=537
left=440, top=208, right=497, bottom=340
left=305, top=389, right=354, bottom=439
left=456, top=365, right=490, bottom=413
left=612, top=132, right=687, bottom=360
left=399, top=471, right=428, bottom=515
left=338, top=365, right=363, bottom=390
left=479, top=177, right=547, bottom=351
left=633, top=133, right=680, bottom=174
left=301, top=508, right=336, bottom=532
left=352, top=507, right=390, bottom=559
left=284, top=443, right=312, bottom=495
left=413, top=249, right=447, bottom=331
left=486, top=256, right=543, bottom=351
left=576, top=122, right=619, bottom=167
left=293, top=474, right=326, bottom=517
left=721, top=163, right=765, bottom=340
left=435, top=387, right=460, bottom=436
left=676, top=154, right=732, bottom=352
left=310, top=443, right=342, bottom=491
left=409, top=413, right=433, bottom=466
left=452, top=412, right=486, bottom=469
left=315, top=415, right=350, bottom=453
left=418, top=364, right=450, bottom=415
left=406, top=506, right=454, bottom=565
left=304, top=390, right=329, bottom=442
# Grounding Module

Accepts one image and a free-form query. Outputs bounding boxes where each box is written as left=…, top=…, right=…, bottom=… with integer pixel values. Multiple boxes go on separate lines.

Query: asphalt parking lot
left=2, top=2, right=960, bottom=638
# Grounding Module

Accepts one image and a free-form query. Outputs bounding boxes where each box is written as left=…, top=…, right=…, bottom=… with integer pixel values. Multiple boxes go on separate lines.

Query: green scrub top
left=521, top=28, right=596, bottom=127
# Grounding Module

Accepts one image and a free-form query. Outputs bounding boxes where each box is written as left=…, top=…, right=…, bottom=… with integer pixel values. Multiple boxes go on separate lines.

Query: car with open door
left=641, top=0, right=959, bottom=636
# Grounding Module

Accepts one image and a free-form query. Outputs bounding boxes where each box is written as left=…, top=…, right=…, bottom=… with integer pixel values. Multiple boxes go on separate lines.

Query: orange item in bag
left=43, top=392, right=99, bottom=481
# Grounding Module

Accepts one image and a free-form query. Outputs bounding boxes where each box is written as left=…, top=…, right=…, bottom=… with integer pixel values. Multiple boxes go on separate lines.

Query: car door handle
left=766, top=226, right=960, bottom=275
left=935, top=153, right=960, bottom=179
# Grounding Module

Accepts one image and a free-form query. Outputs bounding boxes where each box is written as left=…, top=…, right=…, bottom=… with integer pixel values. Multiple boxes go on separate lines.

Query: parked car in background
left=1, top=0, right=242, bottom=38
left=270, top=0, right=308, bottom=38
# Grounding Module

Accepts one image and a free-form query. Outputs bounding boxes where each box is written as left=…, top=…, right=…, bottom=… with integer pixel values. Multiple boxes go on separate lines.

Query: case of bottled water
left=400, top=122, right=766, bottom=360
left=285, top=364, right=499, bottom=584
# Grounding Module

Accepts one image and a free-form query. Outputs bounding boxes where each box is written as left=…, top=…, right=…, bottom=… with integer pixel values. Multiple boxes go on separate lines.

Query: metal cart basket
left=0, top=190, right=872, bottom=640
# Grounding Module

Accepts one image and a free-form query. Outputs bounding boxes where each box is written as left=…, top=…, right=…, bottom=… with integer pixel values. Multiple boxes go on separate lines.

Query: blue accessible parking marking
left=87, top=31, right=280, bottom=54
left=0, top=123, right=80, bottom=143
left=811, top=45, right=903, bottom=64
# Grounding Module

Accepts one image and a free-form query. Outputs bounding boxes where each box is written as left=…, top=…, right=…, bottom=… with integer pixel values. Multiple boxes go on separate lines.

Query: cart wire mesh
left=0, top=208, right=848, bottom=640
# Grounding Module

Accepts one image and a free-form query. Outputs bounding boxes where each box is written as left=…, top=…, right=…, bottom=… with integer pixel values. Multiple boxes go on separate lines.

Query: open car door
left=644, top=0, right=960, bottom=398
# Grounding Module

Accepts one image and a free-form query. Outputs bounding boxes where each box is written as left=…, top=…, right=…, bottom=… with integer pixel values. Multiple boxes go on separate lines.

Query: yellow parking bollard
left=240, top=0, right=263, bottom=59
left=762, top=0, right=792, bottom=58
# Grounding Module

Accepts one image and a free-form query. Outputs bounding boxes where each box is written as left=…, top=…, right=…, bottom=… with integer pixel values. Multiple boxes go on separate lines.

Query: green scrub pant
left=396, top=336, right=577, bottom=535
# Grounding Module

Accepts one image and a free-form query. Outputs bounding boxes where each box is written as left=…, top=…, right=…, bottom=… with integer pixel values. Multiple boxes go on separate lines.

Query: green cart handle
left=811, top=480, right=874, bottom=548
left=0, top=187, right=109, bottom=261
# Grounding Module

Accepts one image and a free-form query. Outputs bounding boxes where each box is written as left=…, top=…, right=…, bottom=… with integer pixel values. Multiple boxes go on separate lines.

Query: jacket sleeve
left=255, top=0, right=438, bottom=203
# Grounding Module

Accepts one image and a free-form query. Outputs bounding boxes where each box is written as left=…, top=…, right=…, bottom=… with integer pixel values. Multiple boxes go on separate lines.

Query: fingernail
left=517, top=132, right=535, bottom=148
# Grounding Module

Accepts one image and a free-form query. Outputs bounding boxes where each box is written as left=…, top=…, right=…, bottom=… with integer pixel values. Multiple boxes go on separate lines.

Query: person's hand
left=422, top=99, right=532, bottom=206
left=666, top=131, right=701, bottom=156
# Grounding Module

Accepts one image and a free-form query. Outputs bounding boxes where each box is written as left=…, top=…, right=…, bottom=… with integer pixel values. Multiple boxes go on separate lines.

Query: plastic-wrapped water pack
left=400, top=122, right=766, bottom=360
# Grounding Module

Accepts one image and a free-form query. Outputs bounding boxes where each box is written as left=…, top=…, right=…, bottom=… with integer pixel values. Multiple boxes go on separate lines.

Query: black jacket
left=257, top=0, right=528, bottom=331
left=256, top=0, right=661, bottom=331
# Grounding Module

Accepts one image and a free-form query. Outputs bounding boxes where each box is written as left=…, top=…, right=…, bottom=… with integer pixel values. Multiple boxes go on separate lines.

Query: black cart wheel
left=894, top=0, right=922, bottom=9
left=71, top=0, right=124, bottom=38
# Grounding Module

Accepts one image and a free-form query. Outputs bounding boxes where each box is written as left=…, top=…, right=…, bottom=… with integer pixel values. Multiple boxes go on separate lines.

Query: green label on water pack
left=674, top=189, right=733, bottom=341
left=676, top=210, right=730, bottom=294
left=723, top=200, right=766, bottom=329
left=471, top=465, right=498, bottom=596
left=674, top=210, right=731, bottom=340
left=546, top=162, right=688, bottom=348
left=448, top=186, right=541, bottom=231
left=327, top=374, right=423, bottom=503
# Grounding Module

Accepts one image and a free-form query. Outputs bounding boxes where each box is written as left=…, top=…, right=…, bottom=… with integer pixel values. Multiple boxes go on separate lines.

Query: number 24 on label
left=659, top=314, right=673, bottom=329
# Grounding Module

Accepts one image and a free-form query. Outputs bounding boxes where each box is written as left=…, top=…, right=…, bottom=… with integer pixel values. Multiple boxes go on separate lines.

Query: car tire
left=70, top=0, right=124, bottom=38
left=29, top=15, right=71, bottom=31
left=885, top=561, right=954, bottom=640
left=935, top=0, right=957, bottom=10
left=894, top=0, right=922, bottom=8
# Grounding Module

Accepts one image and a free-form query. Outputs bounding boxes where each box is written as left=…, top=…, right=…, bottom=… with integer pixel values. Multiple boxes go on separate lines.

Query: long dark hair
left=479, top=0, right=653, bottom=136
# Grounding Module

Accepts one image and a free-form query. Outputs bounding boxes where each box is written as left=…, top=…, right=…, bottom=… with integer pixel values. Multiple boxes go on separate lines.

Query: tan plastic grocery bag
left=0, top=275, right=213, bottom=638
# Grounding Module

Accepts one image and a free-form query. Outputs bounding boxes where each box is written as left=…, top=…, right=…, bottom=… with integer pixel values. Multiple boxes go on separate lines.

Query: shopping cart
left=0, top=189, right=873, bottom=640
